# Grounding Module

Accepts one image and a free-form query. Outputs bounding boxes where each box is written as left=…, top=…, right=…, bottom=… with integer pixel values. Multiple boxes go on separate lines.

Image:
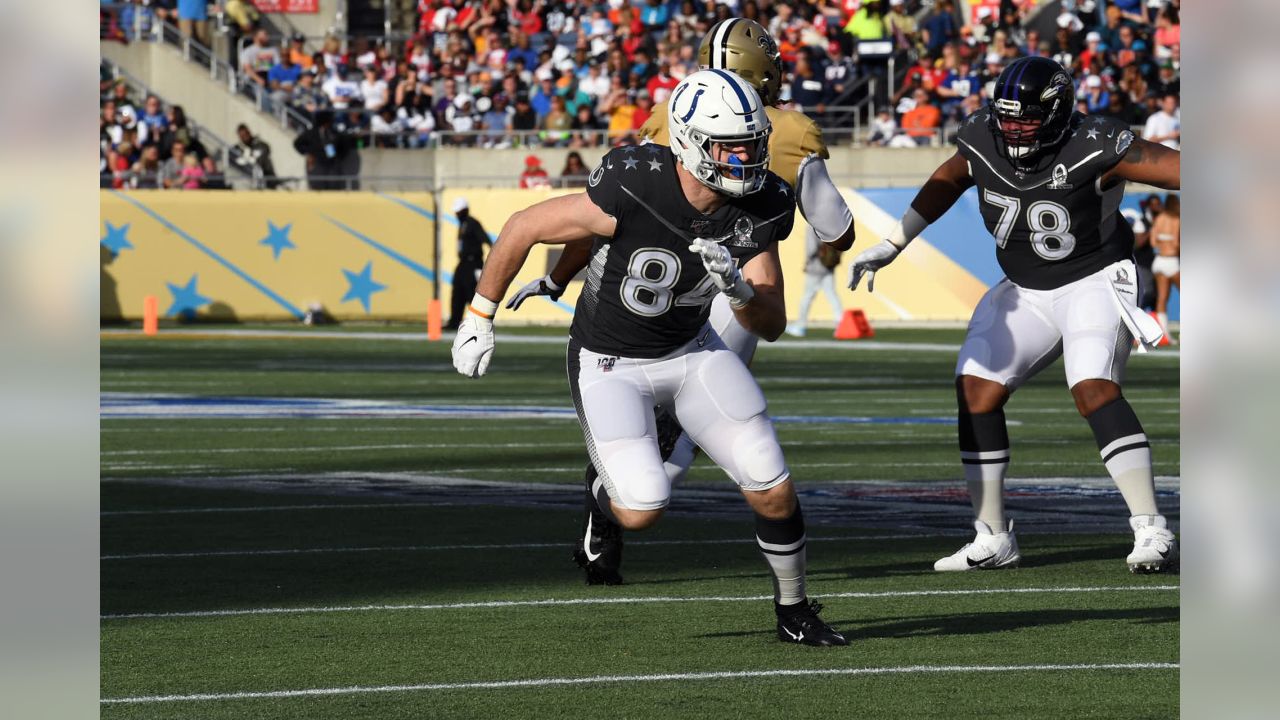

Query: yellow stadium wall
left=101, top=189, right=986, bottom=325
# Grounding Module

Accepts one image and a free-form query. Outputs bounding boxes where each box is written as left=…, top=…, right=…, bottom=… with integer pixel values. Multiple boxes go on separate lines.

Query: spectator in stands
left=360, top=66, right=390, bottom=112
left=921, top=0, right=959, bottom=57
left=241, top=30, right=281, bottom=88
left=1082, top=75, right=1110, bottom=114
left=323, top=71, right=363, bottom=110
left=790, top=52, right=832, bottom=113
left=1142, top=92, right=1180, bottom=150
left=268, top=53, right=304, bottom=107
left=371, top=107, right=404, bottom=148
left=631, top=91, right=654, bottom=131
left=1154, top=5, right=1180, bottom=58
left=844, top=0, right=885, bottom=42
left=543, top=95, right=573, bottom=146
left=1118, top=63, right=1150, bottom=109
left=570, top=103, right=603, bottom=148
left=518, top=154, right=551, bottom=189
left=531, top=76, right=558, bottom=119
left=936, top=60, right=980, bottom=121
left=291, top=71, right=330, bottom=118
left=176, top=0, right=210, bottom=47
left=980, top=51, right=1003, bottom=95
left=646, top=61, right=679, bottom=104
left=157, top=105, right=205, bottom=161
left=1079, top=31, right=1108, bottom=76
left=560, top=151, right=590, bottom=188
left=201, top=156, right=229, bottom=190
left=131, top=145, right=162, bottom=189
left=867, top=106, right=898, bottom=147
left=160, top=140, right=189, bottom=189
left=288, top=34, right=313, bottom=71
left=178, top=153, right=205, bottom=189
left=1102, top=91, right=1139, bottom=124
left=511, top=94, right=539, bottom=138
left=229, top=124, right=279, bottom=189
left=896, top=88, right=942, bottom=147
left=884, top=0, right=917, bottom=51
left=139, top=95, right=168, bottom=135
left=1152, top=59, right=1179, bottom=98
left=478, top=96, right=510, bottom=148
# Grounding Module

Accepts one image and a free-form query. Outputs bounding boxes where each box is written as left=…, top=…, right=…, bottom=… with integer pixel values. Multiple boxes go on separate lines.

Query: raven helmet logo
left=1116, top=130, right=1134, bottom=156
left=1041, top=72, right=1072, bottom=101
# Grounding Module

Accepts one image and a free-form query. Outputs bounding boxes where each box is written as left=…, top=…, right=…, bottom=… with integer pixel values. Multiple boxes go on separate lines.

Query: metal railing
left=101, top=7, right=313, bottom=133
left=100, top=58, right=234, bottom=163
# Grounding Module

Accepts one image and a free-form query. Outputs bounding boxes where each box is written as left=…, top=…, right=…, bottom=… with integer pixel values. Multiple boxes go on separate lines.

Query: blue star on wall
left=341, top=261, right=387, bottom=313
left=165, top=274, right=212, bottom=317
left=101, top=222, right=133, bottom=255
left=259, top=221, right=296, bottom=260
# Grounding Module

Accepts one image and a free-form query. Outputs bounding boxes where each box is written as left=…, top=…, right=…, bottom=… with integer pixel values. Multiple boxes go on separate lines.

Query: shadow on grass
left=697, top=605, right=1179, bottom=642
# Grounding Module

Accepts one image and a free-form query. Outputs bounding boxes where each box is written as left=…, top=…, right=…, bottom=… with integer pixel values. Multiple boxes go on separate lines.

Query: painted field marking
left=99, top=533, right=945, bottom=561
left=100, top=662, right=1178, bottom=704
left=101, top=585, right=1178, bottom=620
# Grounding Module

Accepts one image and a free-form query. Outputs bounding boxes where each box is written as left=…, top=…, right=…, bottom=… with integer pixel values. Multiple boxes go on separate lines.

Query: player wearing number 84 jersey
left=451, top=69, right=846, bottom=646
left=848, top=57, right=1182, bottom=574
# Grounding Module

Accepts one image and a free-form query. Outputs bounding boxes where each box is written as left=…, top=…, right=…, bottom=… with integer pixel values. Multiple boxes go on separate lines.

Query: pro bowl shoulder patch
left=1116, top=130, right=1134, bottom=156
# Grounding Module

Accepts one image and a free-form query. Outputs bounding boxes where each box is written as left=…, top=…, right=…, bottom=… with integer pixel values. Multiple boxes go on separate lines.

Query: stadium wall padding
left=100, top=188, right=1174, bottom=325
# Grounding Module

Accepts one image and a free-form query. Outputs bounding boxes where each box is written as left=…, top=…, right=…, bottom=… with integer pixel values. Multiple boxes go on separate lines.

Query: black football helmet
left=987, top=57, right=1076, bottom=165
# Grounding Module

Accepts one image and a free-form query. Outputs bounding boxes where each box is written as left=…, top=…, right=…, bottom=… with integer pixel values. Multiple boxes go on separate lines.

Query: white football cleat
left=934, top=520, right=1021, bottom=572
left=1127, top=514, right=1179, bottom=573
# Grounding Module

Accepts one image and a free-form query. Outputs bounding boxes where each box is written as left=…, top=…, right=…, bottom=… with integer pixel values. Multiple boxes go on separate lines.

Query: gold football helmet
left=698, top=18, right=783, bottom=106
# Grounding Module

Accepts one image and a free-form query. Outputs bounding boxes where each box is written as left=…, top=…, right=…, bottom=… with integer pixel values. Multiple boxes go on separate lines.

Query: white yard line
left=101, top=585, right=1178, bottom=621
left=99, top=533, right=943, bottom=561
left=99, top=661, right=1178, bottom=704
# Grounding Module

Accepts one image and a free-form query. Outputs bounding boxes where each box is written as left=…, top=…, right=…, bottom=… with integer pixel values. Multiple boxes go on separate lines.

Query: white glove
left=505, top=274, right=565, bottom=311
left=451, top=312, right=495, bottom=378
left=848, top=239, right=902, bottom=292
left=688, top=237, right=754, bottom=307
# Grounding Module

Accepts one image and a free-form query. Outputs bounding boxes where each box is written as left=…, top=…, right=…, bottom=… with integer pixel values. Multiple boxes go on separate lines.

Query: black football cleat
left=572, top=465, right=624, bottom=585
left=655, top=408, right=685, bottom=462
left=775, top=599, right=849, bottom=647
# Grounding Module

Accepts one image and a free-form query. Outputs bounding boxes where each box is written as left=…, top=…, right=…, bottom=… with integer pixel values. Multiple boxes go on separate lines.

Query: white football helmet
left=667, top=69, right=771, bottom=197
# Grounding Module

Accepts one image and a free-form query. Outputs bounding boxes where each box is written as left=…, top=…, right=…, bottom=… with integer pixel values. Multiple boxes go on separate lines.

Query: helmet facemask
left=679, top=128, right=772, bottom=197
left=987, top=61, right=1076, bottom=169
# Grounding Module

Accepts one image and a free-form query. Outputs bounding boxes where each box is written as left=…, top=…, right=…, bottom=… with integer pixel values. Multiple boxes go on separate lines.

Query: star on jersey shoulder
left=647, top=158, right=663, bottom=171
left=623, top=157, right=640, bottom=170
left=622, top=145, right=638, bottom=154
left=776, top=181, right=790, bottom=196
left=1086, top=128, right=1100, bottom=140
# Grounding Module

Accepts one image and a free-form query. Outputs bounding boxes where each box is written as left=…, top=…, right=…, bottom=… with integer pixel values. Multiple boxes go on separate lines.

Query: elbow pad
left=794, top=153, right=854, bottom=244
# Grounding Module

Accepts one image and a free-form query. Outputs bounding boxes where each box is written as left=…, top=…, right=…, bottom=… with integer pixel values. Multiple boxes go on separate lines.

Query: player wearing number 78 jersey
left=849, top=57, right=1181, bottom=574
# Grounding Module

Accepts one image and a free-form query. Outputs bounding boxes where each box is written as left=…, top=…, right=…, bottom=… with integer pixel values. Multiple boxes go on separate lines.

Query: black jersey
left=956, top=111, right=1136, bottom=291
left=570, top=144, right=795, bottom=358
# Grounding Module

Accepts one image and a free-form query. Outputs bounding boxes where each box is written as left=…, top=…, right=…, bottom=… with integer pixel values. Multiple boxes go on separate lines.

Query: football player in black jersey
left=451, top=70, right=847, bottom=646
left=849, top=57, right=1181, bottom=574
left=504, top=19, right=857, bottom=590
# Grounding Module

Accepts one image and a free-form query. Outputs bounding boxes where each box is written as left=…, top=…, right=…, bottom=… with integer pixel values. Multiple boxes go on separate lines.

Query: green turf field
left=101, top=327, right=1179, bottom=718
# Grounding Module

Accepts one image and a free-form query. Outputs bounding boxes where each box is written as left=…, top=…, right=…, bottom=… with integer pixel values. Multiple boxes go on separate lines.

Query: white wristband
left=468, top=294, right=499, bottom=319
left=543, top=275, right=565, bottom=293
left=726, top=282, right=755, bottom=308
left=888, top=207, right=929, bottom=250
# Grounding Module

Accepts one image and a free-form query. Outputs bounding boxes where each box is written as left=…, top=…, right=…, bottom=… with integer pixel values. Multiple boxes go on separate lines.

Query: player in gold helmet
left=506, top=18, right=861, bottom=586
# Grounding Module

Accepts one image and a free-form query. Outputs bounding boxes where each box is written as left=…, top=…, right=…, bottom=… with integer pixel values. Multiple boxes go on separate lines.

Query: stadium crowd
left=101, top=0, right=1180, bottom=176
